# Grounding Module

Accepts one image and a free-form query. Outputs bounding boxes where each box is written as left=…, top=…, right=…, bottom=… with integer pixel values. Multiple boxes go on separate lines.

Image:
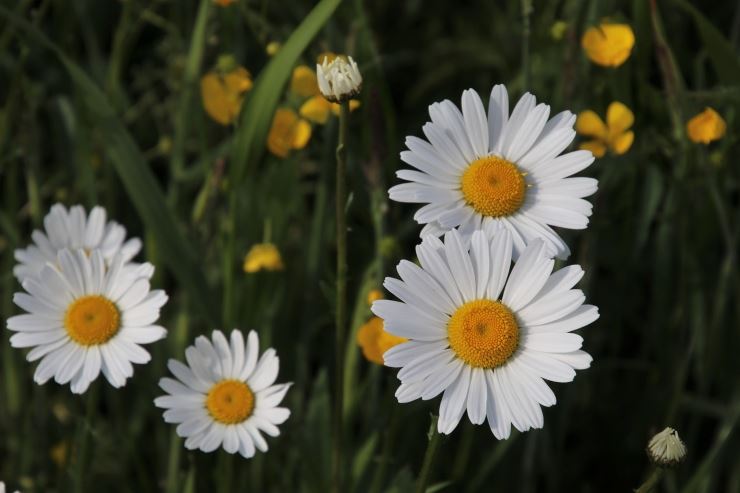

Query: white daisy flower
left=647, top=427, right=687, bottom=467
left=6, top=249, right=168, bottom=394
left=154, top=329, right=291, bottom=458
left=14, top=203, right=143, bottom=282
left=372, top=229, right=598, bottom=438
left=389, top=84, right=598, bottom=260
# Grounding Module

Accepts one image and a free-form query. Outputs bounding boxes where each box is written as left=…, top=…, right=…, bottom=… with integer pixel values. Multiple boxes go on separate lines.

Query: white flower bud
left=647, top=427, right=687, bottom=467
left=316, top=55, right=362, bottom=103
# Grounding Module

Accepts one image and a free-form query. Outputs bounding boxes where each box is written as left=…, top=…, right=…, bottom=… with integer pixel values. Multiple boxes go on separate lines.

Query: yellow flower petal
left=201, top=67, right=252, bottom=126
left=292, top=119, right=312, bottom=150
left=291, top=65, right=319, bottom=98
left=330, top=99, right=361, bottom=115
left=581, top=23, right=635, bottom=67
left=579, top=140, right=607, bottom=158
left=606, top=101, right=634, bottom=136
left=366, top=289, right=383, bottom=306
left=299, top=95, right=332, bottom=124
left=316, top=51, right=338, bottom=64
left=243, top=243, right=284, bottom=273
left=610, top=130, right=634, bottom=155
left=356, top=316, right=406, bottom=365
left=686, top=107, right=726, bottom=144
left=223, top=67, right=253, bottom=94
left=200, top=74, right=235, bottom=126
left=576, top=110, right=608, bottom=139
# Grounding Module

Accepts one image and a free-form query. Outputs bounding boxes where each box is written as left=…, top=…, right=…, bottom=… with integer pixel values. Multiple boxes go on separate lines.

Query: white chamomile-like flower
left=647, top=427, right=687, bottom=467
left=389, top=84, right=598, bottom=260
left=6, top=249, right=168, bottom=394
left=372, top=229, right=598, bottom=438
left=14, top=203, right=143, bottom=282
left=154, top=329, right=291, bottom=458
left=316, top=55, right=362, bottom=103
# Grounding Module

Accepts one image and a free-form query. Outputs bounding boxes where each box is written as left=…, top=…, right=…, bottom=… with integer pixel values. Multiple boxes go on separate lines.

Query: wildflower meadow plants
left=1, top=1, right=738, bottom=492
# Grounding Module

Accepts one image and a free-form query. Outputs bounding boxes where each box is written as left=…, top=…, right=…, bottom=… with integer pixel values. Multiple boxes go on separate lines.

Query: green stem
left=73, top=385, right=98, bottom=493
left=331, top=101, right=350, bottom=493
left=165, top=429, right=182, bottom=493
left=415, top=415, right=441, bottom=493
left=521, top=0, right=533, bottom=89
left=369, top=385, right=399, bottom=493
left=635, top=466, right=664, bottom=493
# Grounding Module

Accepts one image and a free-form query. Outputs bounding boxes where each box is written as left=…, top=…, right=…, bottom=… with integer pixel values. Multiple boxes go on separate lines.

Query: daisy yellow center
left=64, top=295, right=121, bottom=346
left=460, top=156, right=526, bottom=217
left=206, top=380, right=254, bottom=424
left=447, top=299, right=519, bottom=368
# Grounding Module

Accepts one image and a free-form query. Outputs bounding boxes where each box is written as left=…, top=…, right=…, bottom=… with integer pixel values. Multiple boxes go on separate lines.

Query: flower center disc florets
left=447, top=299, right=520, bottom=368
left=64, top=295, right=121, bottom=346
left=460, top=156, right=527, bottom=217
left=206, top=379, right=255, bottom=424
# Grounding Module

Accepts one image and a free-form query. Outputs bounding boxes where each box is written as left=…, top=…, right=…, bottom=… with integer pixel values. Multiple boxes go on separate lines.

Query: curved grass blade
left=229, top=0, right=341, bottom=185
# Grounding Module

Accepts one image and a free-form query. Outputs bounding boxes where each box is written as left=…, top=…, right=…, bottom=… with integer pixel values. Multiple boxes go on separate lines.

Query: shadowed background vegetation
left=0, top=0, right=738, bottom=491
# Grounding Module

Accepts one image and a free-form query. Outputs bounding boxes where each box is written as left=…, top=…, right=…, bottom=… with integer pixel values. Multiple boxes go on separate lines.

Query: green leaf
left=674, top=0, right=740, bottom=85
left=229, top=0, right=341, bottom=185
left=0, top=6, right=218, bottom=324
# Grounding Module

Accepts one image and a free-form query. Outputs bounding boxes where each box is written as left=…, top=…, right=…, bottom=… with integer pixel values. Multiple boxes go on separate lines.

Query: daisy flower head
left=389, top=85, right=598, bottom=260
left=316, top=55, right=362, bottom=103
left=6, top=249, right=168, bottom=394
left=14, top=203, right=143, bottom=282
left=155, top=330, right=291, bottom=458
left=0, top=481, right=20, bottom=493
left=372, top=229, right=598, bottom=438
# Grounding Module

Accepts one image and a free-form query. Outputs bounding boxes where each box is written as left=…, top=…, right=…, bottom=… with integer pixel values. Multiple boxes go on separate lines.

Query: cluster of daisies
left=3, top=79, right=598, bottom=474
left=376, top=83, right=600, bottom=437
left=6, top=204, right=290, bottom=459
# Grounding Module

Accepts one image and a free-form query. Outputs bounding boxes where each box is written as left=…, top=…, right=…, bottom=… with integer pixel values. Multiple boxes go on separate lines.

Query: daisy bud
left=316, top=55, right=362, bottom=103
left=647, top=427, right=687, bottom=467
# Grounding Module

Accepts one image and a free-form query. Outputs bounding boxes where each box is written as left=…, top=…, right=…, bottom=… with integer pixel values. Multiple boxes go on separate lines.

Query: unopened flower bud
left=647, top=427, right=687, bottom=467
left=316, top=55, right=362, bottom=103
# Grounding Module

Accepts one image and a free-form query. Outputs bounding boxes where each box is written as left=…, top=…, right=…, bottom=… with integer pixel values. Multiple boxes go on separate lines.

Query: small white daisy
left=14, top=203, right=143, bottom=281
left=6, top=249, right=168, bottom=394
left=372, top=229, right=598, bottom=438
left=647, top=427, right=687, bottom=467
left=389, top=84, right=597, bottom=259
left=154, top=329, right=291, bottom=458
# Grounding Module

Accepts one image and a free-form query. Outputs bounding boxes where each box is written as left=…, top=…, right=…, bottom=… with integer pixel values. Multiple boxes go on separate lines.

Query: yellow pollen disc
left=447, top=299, right=520, bottom=368
left=64, top=295, right=121, bottom=346
left=460, top=156, right=526, bottom=217
left=206, top=380, right=255, bottom=425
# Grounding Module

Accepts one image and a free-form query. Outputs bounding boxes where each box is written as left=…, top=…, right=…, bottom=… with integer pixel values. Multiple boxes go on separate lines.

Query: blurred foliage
left=0, top=0, right=739, bottom=492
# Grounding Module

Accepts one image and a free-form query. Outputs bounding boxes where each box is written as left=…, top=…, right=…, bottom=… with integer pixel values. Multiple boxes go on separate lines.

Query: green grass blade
left=0, top=6, right=218, bottom=324
left=229, top=0, right=341, bottom=185
left=674, top=0, right=740, bottom=85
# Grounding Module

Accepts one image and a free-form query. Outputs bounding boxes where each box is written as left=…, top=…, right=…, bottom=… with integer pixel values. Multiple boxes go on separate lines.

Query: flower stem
left=635, top=466, right=664, bottom=493
left=331, top=100, right=350, bottom=493
left=73, top=385, right=98, bottom=493
left=521, top=0, right=533, bottom=89
left=415, top=415, right=441, bottom=493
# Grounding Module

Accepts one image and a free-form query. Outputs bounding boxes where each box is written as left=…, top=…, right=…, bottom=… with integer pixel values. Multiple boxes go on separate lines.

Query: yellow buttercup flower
left=299, top=96, right=361, bottom=124
left=576, top=102, right=635, bottom=157
left=266, top=108, right=312, bottom=158
left=291, top=65, right=320, bottom=98
left=366, top=289, right=383, bottom=306
left=581, top=23, right=635, bottom=67
left=243, top=243, right=284, bottom=273
left=686, top=107, right=726, bottom=144
left=356, top=316, right=407, bottom=365
left=201, top=66, right=253, bottom=126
